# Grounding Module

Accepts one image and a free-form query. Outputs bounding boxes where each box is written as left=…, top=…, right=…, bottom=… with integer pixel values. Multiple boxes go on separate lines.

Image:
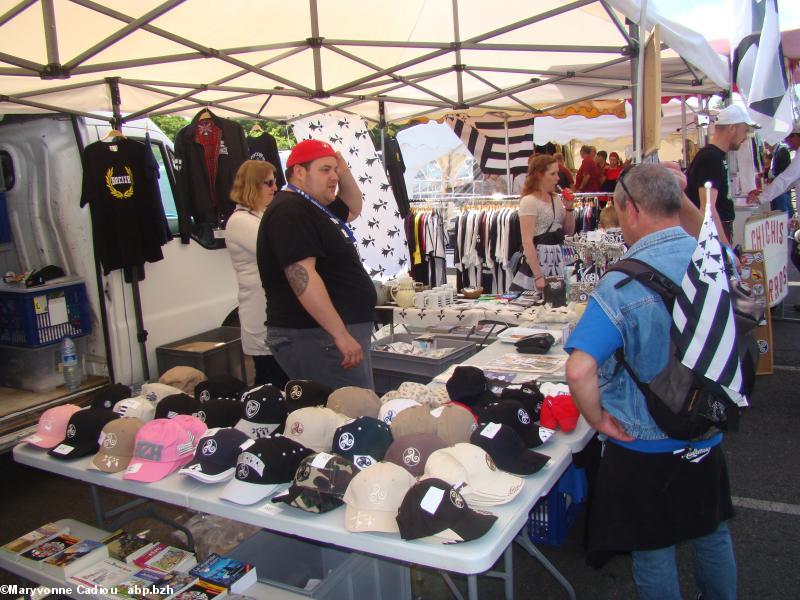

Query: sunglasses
left=617, top=165, right=640, bottom=214
left=262, top=179, right=277, bottom=187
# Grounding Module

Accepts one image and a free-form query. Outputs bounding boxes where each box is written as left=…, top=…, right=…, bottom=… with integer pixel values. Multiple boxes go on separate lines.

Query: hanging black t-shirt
left=80, top=139, right=165, bottom=274
left=685, top=144, right=735, bottom=222
left=246, top=132, right=286, bottom=189
left=257, top=190, right=377, bottom=328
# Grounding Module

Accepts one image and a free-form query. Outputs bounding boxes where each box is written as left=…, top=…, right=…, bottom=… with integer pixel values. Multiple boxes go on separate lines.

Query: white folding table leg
left=514, top=530, right=576, bottom=600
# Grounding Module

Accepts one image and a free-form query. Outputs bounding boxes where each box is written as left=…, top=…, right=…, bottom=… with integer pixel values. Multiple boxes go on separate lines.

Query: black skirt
left=587, top=441, right=734, bottom=554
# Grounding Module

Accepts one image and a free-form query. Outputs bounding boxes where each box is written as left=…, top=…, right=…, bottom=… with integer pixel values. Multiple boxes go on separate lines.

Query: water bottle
left=61, top=336, right=82, bottom=392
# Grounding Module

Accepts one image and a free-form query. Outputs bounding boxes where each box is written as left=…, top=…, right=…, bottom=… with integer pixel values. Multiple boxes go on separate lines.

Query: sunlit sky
left=653, top=0, right=800, bottom=41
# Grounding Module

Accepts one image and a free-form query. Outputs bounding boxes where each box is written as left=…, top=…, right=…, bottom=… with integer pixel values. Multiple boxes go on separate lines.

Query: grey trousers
left=266, top=321, right=374, bottom=390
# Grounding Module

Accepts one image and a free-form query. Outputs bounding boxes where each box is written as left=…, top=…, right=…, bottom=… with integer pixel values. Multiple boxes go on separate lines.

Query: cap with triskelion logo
left=194, top=375, right=247, bottom=404
left=475, top=399, right=544, bottom=447
left=89, top=383, right=133, bottom=410
left=326, top=386, right=381, bottom=419
left=220, top=436, right=313, bottom=505
left=122, top=418, right=197, bottom=483
left=470, top=422, right=550, bottom=476
left=424, top=443, right=524, bottom=506
left=396, top=478, right=497, bottom=543
left=284, top=380, right=333, bottom=409
left=23, top=404, right=81, bottom=448
left=89, top=417, right=145, bottom=473
left=331, top=416, right=393, bottom=470
left=378, top=398, right=422, bottom=425
left=179, top=427, right=252, bottom=483
left=272, top=452, right=357, bottom=513
left=384, top=432, right=447, bottom=477
left=194, top=397, right=241, bottom=428
left=47, top=409, right=119, bottom=460
left=342, top=462, right=416, bottom=533
left=140, top=382, right=185, bottom=404
left=235, top=384, right=288, bottom=438
left=283, top=406, right=348, bottom=452
left=154, top=393, right=199, bottom=420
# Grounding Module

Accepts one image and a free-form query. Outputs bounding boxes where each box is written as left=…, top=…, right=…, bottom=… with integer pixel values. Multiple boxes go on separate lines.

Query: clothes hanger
left=197, top=109, right=212, bottom=121
left=249, top=122, right=264, bottom=136
left=101, top=128, right=125, bottom=141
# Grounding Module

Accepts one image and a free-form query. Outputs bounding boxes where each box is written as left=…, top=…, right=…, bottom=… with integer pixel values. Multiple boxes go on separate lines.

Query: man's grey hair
left=614, top=164, right=681, bottom=217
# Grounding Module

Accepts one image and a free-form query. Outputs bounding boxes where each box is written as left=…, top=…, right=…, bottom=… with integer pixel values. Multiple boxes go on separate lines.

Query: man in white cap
left=685, top=104, right=757, bottom=247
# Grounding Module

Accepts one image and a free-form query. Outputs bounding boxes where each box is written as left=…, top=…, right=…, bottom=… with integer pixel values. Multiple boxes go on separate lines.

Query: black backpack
left=605, top=258, right=763, bottom=440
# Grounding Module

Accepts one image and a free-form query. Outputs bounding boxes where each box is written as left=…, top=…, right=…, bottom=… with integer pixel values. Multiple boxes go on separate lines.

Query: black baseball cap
left=47, top=409, right=119, bottom=459
left=396, top=478, right=497, bottom=543
left=446, top=366, right=495, bottom=408
left=154, top=393, right=199, bottom=420
left=194, top=375, right=246, bottom=403
left=500, top=380, right=544, bottom=420
left=236, top=384, right=288, bottom=438
left=89, top=383, right=133, bottom=410
left=194, top=398, right=241, bottom=428
left=284, top=380, right=333, bottom=409
left=470, top=422, right=550, bottom=475
left=331, top=416, right=393, bottom=470
left=179, top=427, right=252, bottom=483
left=220, top=436, right=314, bottom=505
left=475, top=399, right=543, bottom=447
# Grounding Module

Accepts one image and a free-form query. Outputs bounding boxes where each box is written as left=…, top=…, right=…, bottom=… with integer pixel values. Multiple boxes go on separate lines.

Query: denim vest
left=591, top=226, right=696, bottom=440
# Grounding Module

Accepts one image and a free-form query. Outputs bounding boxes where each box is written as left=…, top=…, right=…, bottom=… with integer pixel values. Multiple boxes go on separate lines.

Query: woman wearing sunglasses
left=226, top=160, right=288, bottom=387
left=511, top=154, right=576, bottom=291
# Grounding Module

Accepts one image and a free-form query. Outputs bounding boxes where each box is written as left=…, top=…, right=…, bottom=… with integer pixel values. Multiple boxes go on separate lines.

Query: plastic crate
left=371, top=333, right=477, bottom=395
left=528, top=464, right=587, bottom=547
left=228, top=530, right=411, bottom=599
left=0, top=336, right=87, bottom=392
left=156, top=326, right=246, bottom=381
left=0, top=278, right=91, bottom=347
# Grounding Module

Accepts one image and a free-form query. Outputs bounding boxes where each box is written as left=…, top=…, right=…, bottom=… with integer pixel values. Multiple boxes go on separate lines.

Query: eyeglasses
left=262, top=179, right=277, bottom=187
left=617, top=165, right=640, bottom=214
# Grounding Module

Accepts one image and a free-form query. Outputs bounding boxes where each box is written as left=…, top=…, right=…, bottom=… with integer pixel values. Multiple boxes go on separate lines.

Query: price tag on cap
left=126, top=462, right=142, bottom=474
left=259, top=503, right=283, bottom=516
left=51, top=444, right=73, bottom=455
left=311, top=452, right=334, bottom=468
left=25, top=435, right=43, bottom=444
left=240, top=438, right=256, bottom=450
left=420, top=486, right=445, bottom=515
left=480, top=422, right=502, bottom=439
left=539, top=426, right=556, bottom=443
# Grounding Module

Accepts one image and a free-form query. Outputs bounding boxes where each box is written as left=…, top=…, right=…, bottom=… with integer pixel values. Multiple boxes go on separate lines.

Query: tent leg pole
left=628, top=20, right=640, bottom=162
left=504, top=115, right=511, bottom=194
left=681, top=96, right=688, bottom=169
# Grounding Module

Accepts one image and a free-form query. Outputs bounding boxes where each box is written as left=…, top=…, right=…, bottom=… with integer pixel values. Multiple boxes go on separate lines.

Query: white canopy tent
left=0, top=0, right=728, bottom=125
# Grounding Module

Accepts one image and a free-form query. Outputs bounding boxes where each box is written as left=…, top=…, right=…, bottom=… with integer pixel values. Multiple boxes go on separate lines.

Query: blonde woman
left=511, top=155, right=575, bottom=291
left=226, top=160, right=287, bottom=387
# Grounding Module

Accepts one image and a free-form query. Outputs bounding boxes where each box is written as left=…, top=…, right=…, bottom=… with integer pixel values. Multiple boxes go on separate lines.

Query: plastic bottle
left=61, top=336, right=82, bottom=392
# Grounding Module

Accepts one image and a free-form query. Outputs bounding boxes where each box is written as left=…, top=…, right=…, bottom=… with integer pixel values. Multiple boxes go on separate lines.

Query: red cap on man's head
left=286, top=139, right=337, bottom=167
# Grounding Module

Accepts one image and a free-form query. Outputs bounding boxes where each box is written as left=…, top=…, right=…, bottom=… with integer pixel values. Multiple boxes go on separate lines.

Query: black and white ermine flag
left=445, top=114, right=533, bottom=176
left=671, top=188, right=748, bottom=407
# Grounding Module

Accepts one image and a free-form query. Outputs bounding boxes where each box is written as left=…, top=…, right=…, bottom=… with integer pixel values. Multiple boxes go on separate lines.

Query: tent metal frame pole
left=0, top=0, right=36, bottom=28
left=504, top=115, right=511, bottom=194
left=600, top=0, right=633, bottom=46
left=464, top=69, right=537, bottom=113
left=459, top=43, right=624, bottom=53
left=309, top=0, right=323, bottom=93
left=681, top=96, right=688, bottom=168
left=0, top=50, right=41, bottom=72
left=628, top=19, right=641, bottom=162
left=338, top=93, right=451, bottom=109
left=452, top=0, right=464, bottom=106
left=0, top=93, right=110, bottom=120
left=41, top=0, right=59, bottom=67
left=120, top=79, right=307, bottom=97
left=538, top=86, right=629, bottom=114
left=11, top=78, right=107, bottom=99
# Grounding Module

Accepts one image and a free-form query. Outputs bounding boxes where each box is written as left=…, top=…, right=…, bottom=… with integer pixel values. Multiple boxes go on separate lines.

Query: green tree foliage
left=149, top=115, right=189, bottom=141
left=237, top=120, right=296, bottom=149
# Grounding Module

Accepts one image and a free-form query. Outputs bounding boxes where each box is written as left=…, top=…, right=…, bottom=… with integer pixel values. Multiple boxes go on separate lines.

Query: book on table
left=69, top=558, right=139, bottom=589
left=18, top=533, right=81, bottom=566
left=168, top=580, right=227, bottom=600
left=40, top=538, right=109, bottom=577
left=2, top=523, right=70, bottom=556
left=127, top=543, right=196, bottom=573
left=189, top=554, right=257, bottom=594
left=115, top=567, right=171, bottom=599
left=103, top=530, right=154, bottom=563
left=115, top=570, right=198, bottom=600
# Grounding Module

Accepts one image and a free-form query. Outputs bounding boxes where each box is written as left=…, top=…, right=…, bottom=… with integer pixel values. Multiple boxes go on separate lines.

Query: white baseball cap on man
left=715, top=105, right=758, bottom=127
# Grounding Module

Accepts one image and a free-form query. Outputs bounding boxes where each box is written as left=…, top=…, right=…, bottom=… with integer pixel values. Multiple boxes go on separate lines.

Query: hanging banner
left=743, top=211, right=788, bottom=307
left=739, top=249, right=773, bottom=375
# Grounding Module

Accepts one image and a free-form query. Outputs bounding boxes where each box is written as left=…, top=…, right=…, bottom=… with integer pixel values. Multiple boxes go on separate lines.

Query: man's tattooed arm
left=285, top=262, right=309, bottom=296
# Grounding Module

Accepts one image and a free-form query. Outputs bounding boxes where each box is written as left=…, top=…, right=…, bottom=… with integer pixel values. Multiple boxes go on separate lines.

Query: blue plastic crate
left=528, top=464, right=587, bottom=547
left=0, top=280, right=91, bottom=347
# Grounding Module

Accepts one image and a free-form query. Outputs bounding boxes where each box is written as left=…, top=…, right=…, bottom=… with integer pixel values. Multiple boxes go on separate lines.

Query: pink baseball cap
left=170, top=414, right=207, bottom=466
left=123, top=418, right=197, bottom=483
left=24, top=404, right=82, bottom=448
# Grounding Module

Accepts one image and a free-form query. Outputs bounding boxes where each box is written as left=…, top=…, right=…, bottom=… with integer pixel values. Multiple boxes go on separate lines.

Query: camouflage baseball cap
left=272, top=452, right=357, bottom=513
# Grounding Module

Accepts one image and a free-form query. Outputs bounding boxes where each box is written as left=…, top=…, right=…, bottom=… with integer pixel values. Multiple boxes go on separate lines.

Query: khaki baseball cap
left=90, top=417, right=145, bottom=473
left=283, top=407, right=349, bottom=452
left=424, top=443, right=523, bottom=505
left=390, top=405, right=437, bottom=438
left=342, top=462, right=416, bottom=533
left=158, top=366, right=206, bottom=395
left=140, top=382, right=185, bottom=404
left=326, top=386, right=381, bottom=419
left=433, top=403, right=477, bottom=446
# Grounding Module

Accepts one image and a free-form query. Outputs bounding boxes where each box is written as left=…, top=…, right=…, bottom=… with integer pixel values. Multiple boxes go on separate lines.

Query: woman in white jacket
left=226, top=160, right=288, bottom=387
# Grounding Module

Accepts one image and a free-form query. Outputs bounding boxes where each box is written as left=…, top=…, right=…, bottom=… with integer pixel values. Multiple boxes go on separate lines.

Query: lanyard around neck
left=286, top=183, right=357, bottom=245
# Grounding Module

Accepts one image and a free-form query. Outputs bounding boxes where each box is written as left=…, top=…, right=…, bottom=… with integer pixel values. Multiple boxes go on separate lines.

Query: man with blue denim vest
left=565, top=164, right=736, bottom=600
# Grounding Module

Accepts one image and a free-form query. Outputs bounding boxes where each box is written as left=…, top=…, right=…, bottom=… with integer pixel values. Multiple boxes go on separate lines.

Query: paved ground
left=2, top=275, right=799, bottom=599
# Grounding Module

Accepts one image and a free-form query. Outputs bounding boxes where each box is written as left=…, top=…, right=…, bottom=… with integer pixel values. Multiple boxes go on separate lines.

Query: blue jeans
left=632, top=521, right=736, bottom=600
left=266, top=321, right=374, bottom=390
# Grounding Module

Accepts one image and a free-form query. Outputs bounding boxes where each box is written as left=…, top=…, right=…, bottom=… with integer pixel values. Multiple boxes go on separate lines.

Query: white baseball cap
left=715, top=105, right=758, bottom=127
left=113, top=396, right=156, bottom=422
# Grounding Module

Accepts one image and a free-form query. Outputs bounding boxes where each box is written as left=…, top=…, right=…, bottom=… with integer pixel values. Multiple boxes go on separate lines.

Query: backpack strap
left=604, top=257, right=679, bottom=309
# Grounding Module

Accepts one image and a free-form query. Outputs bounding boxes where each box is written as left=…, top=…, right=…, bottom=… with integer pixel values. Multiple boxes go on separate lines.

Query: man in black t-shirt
left=686, top=104, right=756, bottom=246
left=257, top=139, right=376, bottom=389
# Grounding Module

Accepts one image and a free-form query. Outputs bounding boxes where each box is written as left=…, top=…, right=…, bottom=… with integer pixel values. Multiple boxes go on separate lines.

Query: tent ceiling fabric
left=0, top=0, right=728, bottom=124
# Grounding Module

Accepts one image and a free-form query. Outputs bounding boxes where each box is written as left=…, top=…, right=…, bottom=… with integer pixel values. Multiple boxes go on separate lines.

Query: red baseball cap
left=286, top=139, right=337, bottom=167
left=541, top=395, right=580, bottom=433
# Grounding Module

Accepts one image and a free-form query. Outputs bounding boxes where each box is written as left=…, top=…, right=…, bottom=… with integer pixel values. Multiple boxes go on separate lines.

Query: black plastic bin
left=156, top=326, right=245, bottom=381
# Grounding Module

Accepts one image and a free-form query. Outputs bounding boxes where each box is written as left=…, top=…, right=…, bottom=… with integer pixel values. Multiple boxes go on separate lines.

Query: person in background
left=511, top=155, right=575, bottom=291
left=748, top=129, right=800, bottom=216
left=576, top=144, right=602, bottom=192
left=598, top=204, right=619, bottom=230
left=257, top=139, right=376, bottom=390
left=226, top=160, right=288, bottom=388
left=565, top=164, right=736, bottom=600
left=601, top=152, right=623, bottom=194
left=554, top=152, right=575, bottom=190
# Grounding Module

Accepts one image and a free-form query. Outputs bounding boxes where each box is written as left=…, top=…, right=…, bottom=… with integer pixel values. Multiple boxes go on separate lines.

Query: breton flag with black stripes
left=445, top=114, right=533, bottom=175
left=671, top=188, right=748, bottom=407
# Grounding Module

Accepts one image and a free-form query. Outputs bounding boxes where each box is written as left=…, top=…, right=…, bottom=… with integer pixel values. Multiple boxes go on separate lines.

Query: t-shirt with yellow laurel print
left=80, top=138, right=166, bottom=274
